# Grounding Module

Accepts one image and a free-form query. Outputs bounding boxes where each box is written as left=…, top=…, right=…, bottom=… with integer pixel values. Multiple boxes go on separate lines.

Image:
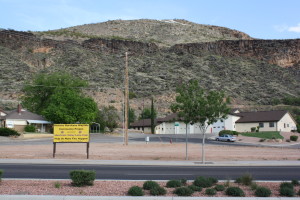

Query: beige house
left=235, top=110, right=297, bottom=132
left=3, top=104, right=52, bottom=132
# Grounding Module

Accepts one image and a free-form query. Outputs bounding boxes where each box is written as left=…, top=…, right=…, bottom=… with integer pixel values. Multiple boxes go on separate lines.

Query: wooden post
left=87, top=142, right=90, bottom=159
left=53, top=142, right=56, bottom=158
left=124, top=52, right=129, bottom=145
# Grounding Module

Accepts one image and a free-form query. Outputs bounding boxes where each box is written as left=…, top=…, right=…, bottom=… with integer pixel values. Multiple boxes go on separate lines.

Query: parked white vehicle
left=215, top=134, right=236, bottom=142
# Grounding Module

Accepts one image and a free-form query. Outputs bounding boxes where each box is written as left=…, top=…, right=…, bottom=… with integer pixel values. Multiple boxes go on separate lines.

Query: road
left=1, top=163, right=299, bottom=181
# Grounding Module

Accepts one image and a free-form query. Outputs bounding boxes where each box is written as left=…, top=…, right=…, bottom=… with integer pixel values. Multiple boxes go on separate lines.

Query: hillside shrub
left=69, top=170, right=96, bottom=187
left=166, top=180, right=182, bottom=188
left=150, top=186, right=166, bottom=196
left=215, top=184, right=225, bottom=191
left=188, top=185, right=202, bottom=192
left=226, top=187, right=245, bottom=197
left=219, top=130, right=239, bottom=136
left=0, top=127, right=20, bottom=137
left=255, top=186, right=271, bottom=197
left=205, top=188, right=216, bottom=196
left=174, top=187, right=194, bottom=196
left=128, top=186, right=144, bottom=196
left=193, top=176, right=214, bottom=188
left=291, top=179, right=299, bottom=186
left=24, top=125, right=36, bottom=132
left=143, top=180, right=159, bottom=190
left=235, top=173, right=253, bottom=186
left=290, top=135, right=298, bottom=141
left=280, top=187, right=294, bottom=197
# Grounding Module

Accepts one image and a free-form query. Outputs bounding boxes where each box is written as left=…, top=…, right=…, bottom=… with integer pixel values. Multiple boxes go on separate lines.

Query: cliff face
left=170, top=39, right=300, bottom=68
left=0, top=29, right=299, bottom=111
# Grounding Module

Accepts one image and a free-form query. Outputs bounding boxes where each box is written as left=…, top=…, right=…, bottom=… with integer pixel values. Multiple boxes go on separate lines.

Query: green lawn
left=240, top=131, right=284, bottom=139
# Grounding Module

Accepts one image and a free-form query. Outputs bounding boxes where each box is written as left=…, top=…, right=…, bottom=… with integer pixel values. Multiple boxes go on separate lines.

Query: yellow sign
left=53, top=124, right=89, bottom=143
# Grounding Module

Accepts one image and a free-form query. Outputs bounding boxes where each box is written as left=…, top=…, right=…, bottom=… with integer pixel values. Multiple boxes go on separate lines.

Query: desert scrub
left=166, top=180, right=182, bottom=188
left=150, top=186, right=166, bottom=196
left=188, top=185, right=202, bottom=192
left=143, top=180, right=159, bottom=190
left=128, top=186, right=144, bottom=196
left=225, top=187, right=245, bottom=197
left=174, top=187, right=194, bottom=196
left=193, top=176, right=215, bottom=188
left=291, top=179, right=299, bottom=186
left=205, top=188, right=217, bottom=196
left=215, top=184, right=225, bottom=191
left=0, top=170, right=3, bottom=181
left=255, top=186, right=271, bottom=197
left=279, top=182, right=294, bottom=197
left=54, top=181, right=61, bottom=188
left=235, top=173, right=253, bottom=186
left=69, top=170, right=96, bottom=187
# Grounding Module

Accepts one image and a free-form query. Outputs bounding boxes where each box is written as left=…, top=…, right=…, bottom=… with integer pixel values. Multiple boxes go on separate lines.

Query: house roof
left=235, top=110, right=288, bottom=123
left=130, top=119, right=154, bottom=127
left=4, top=109, right=47, bottom=121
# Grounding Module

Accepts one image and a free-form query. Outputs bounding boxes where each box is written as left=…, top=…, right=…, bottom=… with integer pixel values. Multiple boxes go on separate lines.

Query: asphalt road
left=1, top=164, right=299, bottom=181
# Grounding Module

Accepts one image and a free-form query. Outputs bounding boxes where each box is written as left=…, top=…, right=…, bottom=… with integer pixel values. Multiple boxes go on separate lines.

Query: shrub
left=174, top=187, right=194, bottom=196
left=255, top=186, right=271, bottom=197
left=150, top=186, right=166, bottom=196
left=208, top=177, right=218, bottom=184
left=24, top=125, right=36, bottom=132
left=180, top=178, right=187, bottom=185
left=215, top=184, right=225, bottom=191
left=219, top=130, right=239, bottom=136
left=69, top=170, right=96, bottom=187
left=0, top=127, right=20, bottom=137
left=235, top=173, right=253, bottom=186
left=250, top=182, right=258, bottom=190
left=290, top=135, right=298, bottom=141
left=251, top=127, right=256, bottom=132
left=205, top=188, right=216, bottom=196
left=54, top=181, right=61, bottom=188
left=298, top=189, right=300, bottom=196
left=166, top=180, right=182, bottom=188
left=128, top=186, right=144, bottom=196
left=225, top=187, right=245, bottom=197
left=291, top=179, right=299, bottom=186
left=280, top=182, right=294, bottom=190
left=188, top=185, right=202, bottom=192
left=0, top=170, right=3, bottom=181
left=193, top=176, right=214, bottom=188
left=143, top=180, right=159, bottom=190
left=280, top=187, right=294, bottom=197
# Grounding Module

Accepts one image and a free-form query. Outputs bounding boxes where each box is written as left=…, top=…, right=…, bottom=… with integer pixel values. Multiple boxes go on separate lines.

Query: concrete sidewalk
left=0, top=158, right=300, bottom=166
left=0, top=195, right=299, bottom=200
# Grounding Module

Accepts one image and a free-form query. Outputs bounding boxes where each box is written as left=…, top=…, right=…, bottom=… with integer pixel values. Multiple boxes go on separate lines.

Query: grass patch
left=241, top=131, right=283, bottom=139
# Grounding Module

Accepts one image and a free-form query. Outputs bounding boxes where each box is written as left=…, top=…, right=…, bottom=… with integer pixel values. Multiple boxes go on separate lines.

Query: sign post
left=53, top=124, right=90, bottom=159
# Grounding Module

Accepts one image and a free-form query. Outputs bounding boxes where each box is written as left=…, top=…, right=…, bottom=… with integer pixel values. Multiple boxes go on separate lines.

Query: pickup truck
left=215, top=134, right=236, bottom=142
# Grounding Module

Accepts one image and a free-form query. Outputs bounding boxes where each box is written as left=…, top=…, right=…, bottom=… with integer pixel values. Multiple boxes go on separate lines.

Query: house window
left=287, top=124, right=289, bottom=127
left=259, top=122, right=264, bottom=128
left=269, top=122, right=274, bottom=127
left=284, top=123, right=286, bottom=128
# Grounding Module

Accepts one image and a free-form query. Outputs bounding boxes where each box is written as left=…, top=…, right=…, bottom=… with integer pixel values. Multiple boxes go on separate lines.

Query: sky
left=0, top=0, right=299, bottom=39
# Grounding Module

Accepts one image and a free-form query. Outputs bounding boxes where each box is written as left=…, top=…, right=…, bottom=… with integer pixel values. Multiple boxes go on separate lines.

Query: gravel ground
left=0, top=180, right=299, bottom=197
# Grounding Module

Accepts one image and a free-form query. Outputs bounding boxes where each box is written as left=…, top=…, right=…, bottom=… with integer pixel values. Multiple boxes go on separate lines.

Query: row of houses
left=0, top=104, right=52, bottom=132
left=131, top=109, right=297, bottom=134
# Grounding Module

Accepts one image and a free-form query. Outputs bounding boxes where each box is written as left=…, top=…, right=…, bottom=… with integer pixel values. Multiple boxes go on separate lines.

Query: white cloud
left=288, top=23, right=300, bottom=33
left=274, top=24, right=288, bottom=32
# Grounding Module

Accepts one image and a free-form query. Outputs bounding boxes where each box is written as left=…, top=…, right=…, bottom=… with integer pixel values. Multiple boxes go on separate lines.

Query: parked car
left=216, top=134, right=236, bottom=142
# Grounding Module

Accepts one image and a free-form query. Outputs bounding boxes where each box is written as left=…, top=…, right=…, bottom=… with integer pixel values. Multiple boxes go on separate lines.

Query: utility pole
left=124, top=52, right=129, bottom=145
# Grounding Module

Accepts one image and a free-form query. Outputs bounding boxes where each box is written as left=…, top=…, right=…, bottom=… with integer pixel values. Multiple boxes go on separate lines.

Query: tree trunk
left=202, top=131, right=205, bottom=164
left=185, top=123, right=188, bottom=160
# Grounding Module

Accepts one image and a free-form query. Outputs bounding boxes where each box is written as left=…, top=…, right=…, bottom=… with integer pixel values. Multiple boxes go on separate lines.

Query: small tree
left=139, top=107, right=157, bottom=120
left=171, top=80, right=230, bottom=163
left=96, top=106, right=119, bottom=132
left=128, top=107, right=136, bottom=127
left=151, top=97, right=155, bottom=134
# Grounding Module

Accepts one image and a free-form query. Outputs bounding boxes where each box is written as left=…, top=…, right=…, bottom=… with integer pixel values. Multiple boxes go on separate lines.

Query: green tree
left=96, top=106, right=119, bottom=132
left=22, top=72, right=88, bottom=115
left=42, top=90, right=97, bottom=124
left=171, top=80, right=230, bottom=163
left=128, top=108, right=136, bottom=127
left=139, top=107, right=157, bottom=119
left=22, top=72, right=98, bottom=124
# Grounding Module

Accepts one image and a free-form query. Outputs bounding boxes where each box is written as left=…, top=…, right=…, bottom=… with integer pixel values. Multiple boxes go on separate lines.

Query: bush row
left=0, top=127, right=20, bottom=136
left=219, top=130, right=239, bottom=136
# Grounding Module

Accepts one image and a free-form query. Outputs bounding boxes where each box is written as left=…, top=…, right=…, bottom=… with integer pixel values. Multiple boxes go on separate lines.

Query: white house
left=131, top=109, right=297, bottom=134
